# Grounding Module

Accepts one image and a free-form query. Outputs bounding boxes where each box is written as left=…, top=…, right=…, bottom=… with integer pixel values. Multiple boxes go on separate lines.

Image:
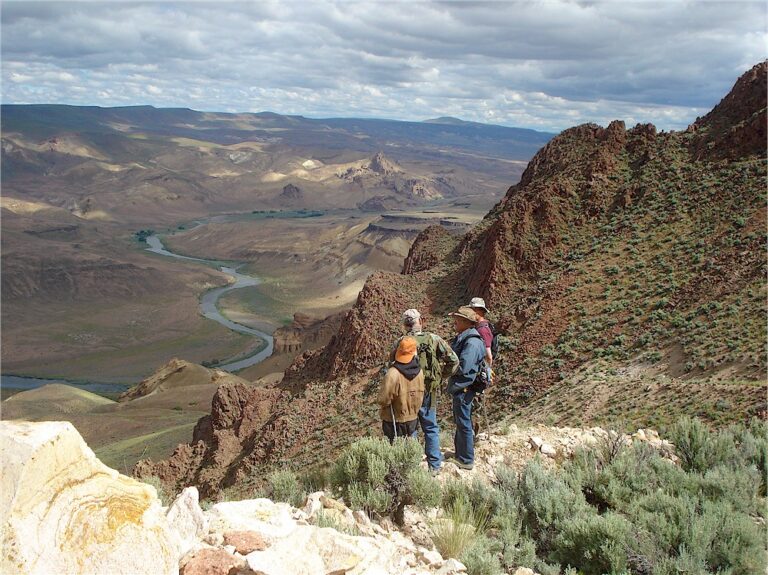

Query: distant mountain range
left=1, top=104, right=555, bottom=222
left=2, top=104, right=554, bottom=161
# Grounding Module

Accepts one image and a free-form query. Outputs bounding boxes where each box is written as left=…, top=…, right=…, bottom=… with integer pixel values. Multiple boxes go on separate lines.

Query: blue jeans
left=452, top=388, right=476, bottom=465
left=412, top=392, right=442, bottom=470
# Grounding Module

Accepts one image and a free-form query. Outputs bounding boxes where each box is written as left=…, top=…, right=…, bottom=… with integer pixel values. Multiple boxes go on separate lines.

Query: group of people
left=377, top=298, right=494, bottom=473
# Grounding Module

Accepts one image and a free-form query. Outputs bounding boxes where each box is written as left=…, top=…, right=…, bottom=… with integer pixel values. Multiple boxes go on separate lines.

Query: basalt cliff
left=137, top=63, right=767, bottom=498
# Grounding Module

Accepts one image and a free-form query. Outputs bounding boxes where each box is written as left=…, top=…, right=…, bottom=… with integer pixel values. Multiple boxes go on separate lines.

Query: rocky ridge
left=271, top=312, right=344, bottom=355
left=140, top=63, right=767, bottom=497
left=5, top=420, right=661, bottom=574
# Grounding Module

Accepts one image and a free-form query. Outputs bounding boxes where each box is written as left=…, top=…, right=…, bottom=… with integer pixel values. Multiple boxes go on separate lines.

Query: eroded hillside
left=138, top=63, right=766, bottom=496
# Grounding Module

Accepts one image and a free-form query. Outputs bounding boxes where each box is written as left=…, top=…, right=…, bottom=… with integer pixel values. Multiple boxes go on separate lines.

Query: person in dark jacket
left=446, top=306, right=485, bottom=470
left=377, top=336, right=425, bottom=442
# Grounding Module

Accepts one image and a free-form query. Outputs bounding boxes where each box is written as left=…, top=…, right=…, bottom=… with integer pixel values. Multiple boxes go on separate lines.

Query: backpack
left=489, top=322, right=500, bottom=357
left=478, top=320, right=500, bottom=357
left=399, top=333, right=443, bottom=394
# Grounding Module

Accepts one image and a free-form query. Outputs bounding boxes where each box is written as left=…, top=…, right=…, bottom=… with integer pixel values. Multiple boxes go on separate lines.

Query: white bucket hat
left=402, top=309, right=421, bottom=323
left=468, top=297, right=488, bottom=312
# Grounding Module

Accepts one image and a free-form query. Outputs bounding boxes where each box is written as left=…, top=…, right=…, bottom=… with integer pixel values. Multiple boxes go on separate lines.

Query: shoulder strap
left=457, top=332, right=484, bottom=353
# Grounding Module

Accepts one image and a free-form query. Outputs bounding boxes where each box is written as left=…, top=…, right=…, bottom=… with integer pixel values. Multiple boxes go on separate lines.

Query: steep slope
left=137, top=63, right=767, bottom=497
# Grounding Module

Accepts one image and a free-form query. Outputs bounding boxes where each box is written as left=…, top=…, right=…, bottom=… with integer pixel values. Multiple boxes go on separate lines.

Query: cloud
left=1, top=0, right=765, bottom=132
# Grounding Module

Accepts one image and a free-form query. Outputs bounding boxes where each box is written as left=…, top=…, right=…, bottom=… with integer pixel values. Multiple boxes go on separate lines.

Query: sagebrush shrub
left=518, top=460, right=592, bottom=551
left=460, top=534, right=503, bottom=575
left=552, top=511, right=632, bottom=575
left=669, top=416, right=721, bottom=472
left=265, top=469, right=306, bottom=508
left=330, top=437, right=439, bottom=524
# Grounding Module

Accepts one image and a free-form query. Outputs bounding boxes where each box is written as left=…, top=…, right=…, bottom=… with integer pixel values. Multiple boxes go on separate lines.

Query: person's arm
left=434, top=334, right=459, bottom=379
left=377, top=369, right=397, bottom=407
left=448, top=338, right=485, bottom=393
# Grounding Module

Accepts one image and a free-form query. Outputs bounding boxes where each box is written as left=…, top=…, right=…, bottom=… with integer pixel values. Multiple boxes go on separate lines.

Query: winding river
left=145, top=235, right=274, bottom=372
left=0, top=235, right=274, bottom=395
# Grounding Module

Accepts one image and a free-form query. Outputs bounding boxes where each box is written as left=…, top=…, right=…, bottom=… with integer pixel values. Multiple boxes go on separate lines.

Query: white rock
left=645, top=429, right=661, bottom=441
left=303, top=491, right=323, bottom=518
left=437, top=557, right=467, bottom=574
left=529, top=436, right=544, bottom=449
left=207, top=499, right=297, bottom=539
left=486, top=455, right=504, bottom=468
left=540, top=443, right=557, bottom=457
left=354, top=509, right=372, bottom=526
left=581, top=434, right=598, bottom=445
left=0, top=420, right=179, bottom=575
left=418, top=547, right=443, bottom=565
left=246, top=524, right=395, bottom=574
left=166, top=486, right=208, bottom=557
left=512, top=568, right=538, bottom=575
left=291, top=509, right=309, bottom=522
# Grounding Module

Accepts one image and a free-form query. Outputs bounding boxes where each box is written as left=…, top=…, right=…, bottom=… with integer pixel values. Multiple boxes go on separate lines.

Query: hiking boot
left=454, top=460, right=474, bottom=471
left=429, top=466, right=442, bottom=477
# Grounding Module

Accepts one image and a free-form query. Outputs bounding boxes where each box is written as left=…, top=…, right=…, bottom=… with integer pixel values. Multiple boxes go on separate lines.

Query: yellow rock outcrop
left=0, top=420, right=178, bottom=575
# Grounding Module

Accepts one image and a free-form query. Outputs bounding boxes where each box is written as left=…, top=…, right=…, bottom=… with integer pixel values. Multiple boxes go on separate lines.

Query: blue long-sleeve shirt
left=446, top=328, right=485, bottom=395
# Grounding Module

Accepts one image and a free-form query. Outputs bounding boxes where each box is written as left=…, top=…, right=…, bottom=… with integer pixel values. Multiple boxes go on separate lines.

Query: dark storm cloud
left=2, top=0, right=765, bottom=131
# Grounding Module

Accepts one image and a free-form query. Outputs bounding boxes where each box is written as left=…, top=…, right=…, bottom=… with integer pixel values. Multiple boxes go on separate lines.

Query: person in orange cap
left=377, top=336, right=425, bottom=442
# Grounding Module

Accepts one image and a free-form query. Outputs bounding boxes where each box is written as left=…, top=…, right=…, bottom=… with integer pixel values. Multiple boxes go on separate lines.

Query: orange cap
left=395, top=336, right=418, bottom=363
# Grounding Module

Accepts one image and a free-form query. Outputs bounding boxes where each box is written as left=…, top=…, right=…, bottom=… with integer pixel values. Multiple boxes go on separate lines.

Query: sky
left=2, top=1, right=765, bottom=132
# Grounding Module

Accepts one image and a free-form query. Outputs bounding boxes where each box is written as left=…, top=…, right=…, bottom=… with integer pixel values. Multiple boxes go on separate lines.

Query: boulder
left=437, top=558, right=467, bottom=574
left=223, top=530, right=270, bottom=554
left=529, top=436, right=544, bottom=450
left=167, top=486, right=208, bottom=557
left=179, top=548, right=245, bottom=575
left=207, top=499, right=297, bottom=540
left=245, top=523, right=407, bottom=575
left=0, top=421, right=178, bottom=575
left=303, top=491, right=323, bottom=518
left=539, top=443, right=557, bottom=457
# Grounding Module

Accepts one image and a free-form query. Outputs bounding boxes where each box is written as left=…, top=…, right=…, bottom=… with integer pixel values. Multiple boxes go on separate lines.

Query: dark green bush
left=518, top=460, right=592, bottom=552
left=299, top=466, right=329, bottom=493
left=551, top=512, right=632, bottom=575
left=460, top=535, right=503, bottom=575
left=467, top=419, right=766, bottom=574
left=330, top=437, right=440, bottom=524
left=669, top=416, right=728, bottom=472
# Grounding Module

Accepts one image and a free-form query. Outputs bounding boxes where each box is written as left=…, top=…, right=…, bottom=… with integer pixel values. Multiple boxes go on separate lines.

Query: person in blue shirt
left=446, top=306, right=486, bottom=470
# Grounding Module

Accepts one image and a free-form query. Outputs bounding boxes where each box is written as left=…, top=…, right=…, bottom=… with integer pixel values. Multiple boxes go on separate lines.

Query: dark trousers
left=382, top=419, right=418, bottom=442
left=452, top=388, right=477, bottom=464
